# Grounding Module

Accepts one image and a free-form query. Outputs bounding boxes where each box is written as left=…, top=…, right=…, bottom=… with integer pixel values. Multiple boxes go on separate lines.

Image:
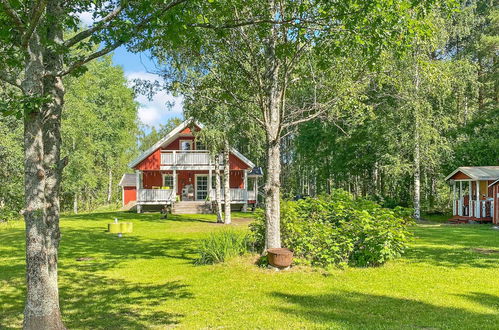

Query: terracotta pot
left=267, top=248, right=293, bottom=268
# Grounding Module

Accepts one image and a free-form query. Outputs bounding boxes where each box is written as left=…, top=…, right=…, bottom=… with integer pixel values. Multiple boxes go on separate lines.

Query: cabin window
left=162, top=174, right=174, bottom=189
left=195, top=140, right=206, bottom=150
left=180, top=140, right=193, bottom=150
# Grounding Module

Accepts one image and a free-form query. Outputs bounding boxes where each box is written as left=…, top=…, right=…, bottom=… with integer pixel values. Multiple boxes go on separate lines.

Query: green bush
left=196, top=230, right=251, bottom=265
left=250, top=190, right=414, bottom=268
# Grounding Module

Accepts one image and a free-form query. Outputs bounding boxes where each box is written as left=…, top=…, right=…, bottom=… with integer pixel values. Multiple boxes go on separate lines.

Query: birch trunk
left=414, top=135, right=421, bottom=221
left=214, top=154, right=223, bottom=223
left=73, top=193, right=78, bottom=214
left=22, top=11, right=65, bottom=328
left=265, top=139, right=281, bottom=249
left=263, top=0, right=282, bottom=249
left=223, top=142, right=231, bottom=224
left=413, top=57, right=421, bottom=221
left=107, top=168, right=113, bottom=204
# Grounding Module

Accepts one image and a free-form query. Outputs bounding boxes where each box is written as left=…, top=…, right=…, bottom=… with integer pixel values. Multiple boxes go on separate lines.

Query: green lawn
left=1, top=212, right=498, bottom=329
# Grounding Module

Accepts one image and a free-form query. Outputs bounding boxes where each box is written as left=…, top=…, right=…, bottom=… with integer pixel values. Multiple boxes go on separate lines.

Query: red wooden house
left=445, top=166, right=499, bottom=224
left=118, top=119, right=262, bottom=213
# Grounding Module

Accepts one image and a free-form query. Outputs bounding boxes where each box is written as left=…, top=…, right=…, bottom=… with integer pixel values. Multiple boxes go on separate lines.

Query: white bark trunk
left=107, top=168, right=113, bottom=204
left=223, top=142, right=231, bottom=224
left=22, top=7, right=65, bottom=327
left=413, top=56, right=421, bottom=221
left=214, top=154, right=223, bottom=223
left=73, top=192, right=78, bottom=214
left=265, top=140, right=281, bottom=249
left=263, top=0, right=282, bottom=249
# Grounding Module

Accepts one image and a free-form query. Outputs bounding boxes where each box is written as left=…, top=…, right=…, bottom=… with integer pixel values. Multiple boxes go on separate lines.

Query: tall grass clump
left=196, top=230, right=251, bottom=265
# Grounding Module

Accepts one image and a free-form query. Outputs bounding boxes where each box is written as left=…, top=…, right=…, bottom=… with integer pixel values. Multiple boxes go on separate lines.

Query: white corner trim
left=445, top=167, right=476, bottom=181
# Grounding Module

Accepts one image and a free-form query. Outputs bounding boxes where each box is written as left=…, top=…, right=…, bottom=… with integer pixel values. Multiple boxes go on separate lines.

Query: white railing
left=457, top=199, right=493, bottom=218
left=138, top=189, right=174, bottom=202
left=209, top=189, right=256, bottom=201
left=161, top=150, right=225, bottom=166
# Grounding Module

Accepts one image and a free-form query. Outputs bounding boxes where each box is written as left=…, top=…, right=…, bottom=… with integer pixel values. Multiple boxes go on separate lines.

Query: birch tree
left=153, top=0, right=443, bottom=249
left=0, top=1, right=197, bottom=328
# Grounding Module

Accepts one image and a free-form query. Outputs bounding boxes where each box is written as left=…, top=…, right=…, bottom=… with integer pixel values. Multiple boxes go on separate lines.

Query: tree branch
left=60, top=0, right=188, bottom=76
left=0, top=0, right=24, bottom=30
left=21, top=0, right=47, bottom=47
left=64, top=1, right=128, bottom=48
left=59, top=41, right=123, bottom=76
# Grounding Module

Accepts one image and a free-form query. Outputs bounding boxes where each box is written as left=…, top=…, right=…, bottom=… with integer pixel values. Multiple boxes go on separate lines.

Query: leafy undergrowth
left=1, top=211, right=498, bottom=329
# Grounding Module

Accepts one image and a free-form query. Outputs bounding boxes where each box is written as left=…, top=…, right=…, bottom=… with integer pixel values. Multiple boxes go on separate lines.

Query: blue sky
left=113, top=47, right=184, bottom=128
left=78, top=12, right=184, bottom=128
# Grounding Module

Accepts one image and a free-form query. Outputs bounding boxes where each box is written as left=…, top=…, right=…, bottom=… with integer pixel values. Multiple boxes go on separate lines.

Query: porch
left=450, top=180, right=494, bottom=222
left=137, top=188, right=257, bottom=204
left=135, top=168, right=261, bottom=213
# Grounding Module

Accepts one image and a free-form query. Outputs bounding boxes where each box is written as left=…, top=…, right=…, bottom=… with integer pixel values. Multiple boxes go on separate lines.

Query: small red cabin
left=445, top=166, right=499, bottom=224
left=119, top=119, right=262, bottom=213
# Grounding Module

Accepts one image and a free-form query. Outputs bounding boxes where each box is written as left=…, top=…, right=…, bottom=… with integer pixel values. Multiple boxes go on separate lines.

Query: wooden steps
left=172, top=201, right=211, bottom=214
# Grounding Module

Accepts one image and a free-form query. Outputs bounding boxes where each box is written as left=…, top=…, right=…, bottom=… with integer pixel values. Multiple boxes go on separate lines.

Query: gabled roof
left=119, top=173, right=136, bottom=187
left=128, top=118, right=255, bottom=169
left=445, top=166, right=499, bottom=181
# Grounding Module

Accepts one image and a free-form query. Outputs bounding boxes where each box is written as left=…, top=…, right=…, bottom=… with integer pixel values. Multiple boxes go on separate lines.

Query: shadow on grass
left=60, top=271, right=192, bottom=329
left=270, top=290, right=499, bottom=329
left=0, top=217, right=199, bottom=329
left=59, top=228, right=198, bottom=268
left=403, top=224, right=499, bottom=268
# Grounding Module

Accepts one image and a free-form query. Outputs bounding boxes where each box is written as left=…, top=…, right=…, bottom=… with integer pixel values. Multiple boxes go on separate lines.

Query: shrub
left=196, top=230, right=251, bottom=265
left=250, top=190, right=414, bottom=268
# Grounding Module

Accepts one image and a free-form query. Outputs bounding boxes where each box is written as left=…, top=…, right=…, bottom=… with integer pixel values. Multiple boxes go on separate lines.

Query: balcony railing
left=209, top=189, right=257, bottom=201
left=161, top=151, right=222, bottom=166
left=138, top=189, right=175, bottom=202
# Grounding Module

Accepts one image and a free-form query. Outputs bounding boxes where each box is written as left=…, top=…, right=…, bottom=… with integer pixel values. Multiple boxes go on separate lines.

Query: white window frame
left=179, top=139, right=193, bottom=151
left=162, top=173, right=174, bottom=189
left=195, top=174, right=209, bottom=200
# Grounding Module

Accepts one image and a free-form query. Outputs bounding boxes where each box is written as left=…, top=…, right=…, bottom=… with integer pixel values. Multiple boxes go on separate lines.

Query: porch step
left=172, top=201, right=211, bottom=214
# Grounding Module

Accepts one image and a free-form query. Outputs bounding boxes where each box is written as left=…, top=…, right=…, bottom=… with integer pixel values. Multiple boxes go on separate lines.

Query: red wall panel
left=136, top=149, right=161, bottom=170
left=123, top=187, right=136, bottom=204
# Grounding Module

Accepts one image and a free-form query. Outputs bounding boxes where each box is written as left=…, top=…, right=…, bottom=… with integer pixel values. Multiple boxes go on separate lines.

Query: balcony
left=160, top=150, right=223, bottom=167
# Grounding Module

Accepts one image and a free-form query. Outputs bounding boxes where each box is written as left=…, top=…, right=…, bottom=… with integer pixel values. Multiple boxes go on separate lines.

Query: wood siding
left=123, top=187, right=137, bottom=205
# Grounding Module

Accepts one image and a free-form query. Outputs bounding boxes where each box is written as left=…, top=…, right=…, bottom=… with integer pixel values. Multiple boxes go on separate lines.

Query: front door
left=196, top=175, right=208, bottom=200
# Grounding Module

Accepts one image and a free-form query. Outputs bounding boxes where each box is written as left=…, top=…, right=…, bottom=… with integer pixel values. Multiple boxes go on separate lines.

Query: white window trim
left=195, top=174, right=209, bottom=201
left=162, top=173, right=175, bottom=189
left=179, top=139, right=193, bottom=151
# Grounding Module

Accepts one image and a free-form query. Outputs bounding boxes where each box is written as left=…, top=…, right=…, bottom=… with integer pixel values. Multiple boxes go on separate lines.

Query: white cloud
left=126, top=71, right=184, bottom=127
left=77, top=11, right=94, bottom=26
left=138, top=106, right=162, bottom=126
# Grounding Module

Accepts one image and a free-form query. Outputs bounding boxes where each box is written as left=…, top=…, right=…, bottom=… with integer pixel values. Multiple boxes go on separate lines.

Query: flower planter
left=107, top=222, right=133, bottom=233
left=267, top=248, right=293, bottom=268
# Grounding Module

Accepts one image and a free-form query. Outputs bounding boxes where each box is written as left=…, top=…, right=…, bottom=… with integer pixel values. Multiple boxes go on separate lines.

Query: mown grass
left=1, top=211, right=498, bottom=329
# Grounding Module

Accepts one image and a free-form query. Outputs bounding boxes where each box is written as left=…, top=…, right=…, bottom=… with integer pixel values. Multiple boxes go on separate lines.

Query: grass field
left=1, top=211, right=498, bottom=329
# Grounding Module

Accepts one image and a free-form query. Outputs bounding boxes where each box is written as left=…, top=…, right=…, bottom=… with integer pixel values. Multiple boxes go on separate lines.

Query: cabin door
left=195, top=175, right=208, bottom=201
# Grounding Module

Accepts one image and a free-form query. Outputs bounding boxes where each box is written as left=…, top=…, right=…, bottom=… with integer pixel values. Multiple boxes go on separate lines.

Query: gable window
left=180, top=140, right=193, bottom=151
left=195, top=140, right=207, bottom=150
left=162, top=174, right=174, bottom=189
